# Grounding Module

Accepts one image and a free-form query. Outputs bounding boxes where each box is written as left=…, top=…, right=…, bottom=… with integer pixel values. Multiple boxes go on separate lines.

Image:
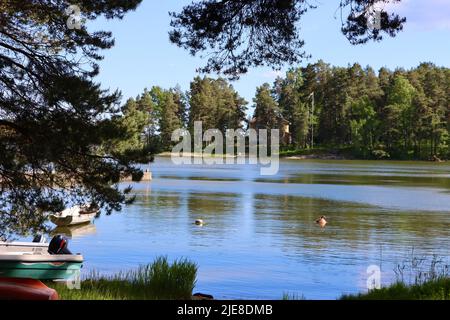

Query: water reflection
left=257, top=173, right=450, bottom=189
left=47, top=158, right=450, bottom=299
left=52, top=223, right=97, bottom=239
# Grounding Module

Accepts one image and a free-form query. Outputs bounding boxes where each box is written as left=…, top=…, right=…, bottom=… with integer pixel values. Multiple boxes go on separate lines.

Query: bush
left=372, top=149, right=390, bottom=160
left=341, top=278, right=450, bottom=300
left=343, top=254, right=450, bottom=300
left=136, top=256, right=198, bottom=300
left=49, top=256, right=198, bottom=300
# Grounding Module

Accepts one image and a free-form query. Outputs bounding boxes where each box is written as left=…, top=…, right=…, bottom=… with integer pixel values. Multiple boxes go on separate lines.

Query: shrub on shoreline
left=341, top=278, right=450, bottom=300
left=49, top=256, right=197, bottom=300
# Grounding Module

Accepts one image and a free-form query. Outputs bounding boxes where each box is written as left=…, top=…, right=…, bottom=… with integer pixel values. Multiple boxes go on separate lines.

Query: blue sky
left=90, top=0, right=450, bottom=107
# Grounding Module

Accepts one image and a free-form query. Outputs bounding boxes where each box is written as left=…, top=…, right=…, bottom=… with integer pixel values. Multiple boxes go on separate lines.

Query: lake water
left=53, top=157, right=450, bottom=299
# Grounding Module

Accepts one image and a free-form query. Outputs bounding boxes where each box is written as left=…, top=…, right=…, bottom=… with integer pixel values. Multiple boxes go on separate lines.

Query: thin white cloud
left=262, top=70, right=284, bottom=79
left=386, top=0, right=450, bottom=31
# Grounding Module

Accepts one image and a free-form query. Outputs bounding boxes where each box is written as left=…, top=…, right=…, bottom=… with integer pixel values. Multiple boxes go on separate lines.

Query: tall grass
left=342, top=253, right=450, bottom=300
left=49, top=256, right=197, bottom=300
left=394, top=253, right=449, bottom=286
left=341, top=278, right=450, bottom=300
left=282, top=292, right=306, bottom=300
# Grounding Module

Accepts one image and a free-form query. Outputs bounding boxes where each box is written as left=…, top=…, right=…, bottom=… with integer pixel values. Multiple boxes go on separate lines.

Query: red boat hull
left=0, top=278, right=59, bottom=300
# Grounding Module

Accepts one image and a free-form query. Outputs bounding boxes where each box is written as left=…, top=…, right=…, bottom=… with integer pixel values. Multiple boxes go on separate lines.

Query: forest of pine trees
left=123, top=62, right=449, bottom=160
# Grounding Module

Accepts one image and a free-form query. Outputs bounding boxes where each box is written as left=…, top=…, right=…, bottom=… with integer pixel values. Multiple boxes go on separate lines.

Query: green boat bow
left=0, top=242, right=83, bottom=281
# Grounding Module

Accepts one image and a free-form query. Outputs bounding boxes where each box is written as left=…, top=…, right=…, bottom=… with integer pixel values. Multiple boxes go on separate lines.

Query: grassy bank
left=48, top=257, right=197, bottom=300
left=341, top=278, right=450, bottom=300
left=282, top=279, right=450, bottom=300
left=343, top=254, right=450, bottom=300
left=283, top=254, right=450, bottom=300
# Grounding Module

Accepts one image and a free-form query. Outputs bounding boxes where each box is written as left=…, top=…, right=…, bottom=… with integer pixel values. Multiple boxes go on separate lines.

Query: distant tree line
left=121, top=78, right=247, bottom=152
left=270, top=61, right=449, bottom=160
left=124, top=62, right=449, bottom=160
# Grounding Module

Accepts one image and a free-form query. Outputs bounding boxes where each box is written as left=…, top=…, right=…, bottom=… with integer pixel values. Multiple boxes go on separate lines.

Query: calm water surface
left=53, top=158, right=450, bottom=299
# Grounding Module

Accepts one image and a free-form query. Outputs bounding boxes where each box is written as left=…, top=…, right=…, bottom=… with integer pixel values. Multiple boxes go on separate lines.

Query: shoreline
left=156, top=152, right=447, bottom=163
left=49, top=276, right=450, bottom=300
left=283, top=154, right=349, bottom=161
left=284, top=154, right=447, bottom=162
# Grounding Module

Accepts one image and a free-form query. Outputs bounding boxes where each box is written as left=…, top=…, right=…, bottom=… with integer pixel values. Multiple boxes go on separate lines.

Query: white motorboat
left=49, top=205, right=99, bottom=227
left=0, top=236, right=83, bottom=280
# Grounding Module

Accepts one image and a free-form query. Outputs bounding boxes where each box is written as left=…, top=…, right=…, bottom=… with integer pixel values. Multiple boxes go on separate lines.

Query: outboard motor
left=48, top=235, right=72, bottom=255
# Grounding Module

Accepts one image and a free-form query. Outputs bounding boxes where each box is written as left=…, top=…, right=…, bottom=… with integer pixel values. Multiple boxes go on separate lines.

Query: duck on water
left=316, top=216, right=327, bottom=228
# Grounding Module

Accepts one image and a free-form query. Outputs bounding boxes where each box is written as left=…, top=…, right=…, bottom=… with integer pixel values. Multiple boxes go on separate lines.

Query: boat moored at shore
left=0, top=237, right=83, bottom=281
left=49, top=205, right=99, bottom=227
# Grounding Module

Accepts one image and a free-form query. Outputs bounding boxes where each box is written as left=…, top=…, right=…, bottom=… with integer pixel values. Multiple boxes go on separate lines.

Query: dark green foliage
left=130, top=77, right=247, bottom=152
left=263, top=62, right=449, bottom=160
left=128, top=61, right=448, bottom=162
left=276, top=69, right=310, bottom=148
left=382, top=74, right=416, bottom=155
left=0, top=1, right=145, bottom=238
left=188, top=77, right=247, bottom=134
left=107, top=98, right=150, bottom=157
left=253, top=83, right=281, bottom=130
left=159, top=90, right=185, bottom=151
left=170, top=0, right=406, bottom=78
